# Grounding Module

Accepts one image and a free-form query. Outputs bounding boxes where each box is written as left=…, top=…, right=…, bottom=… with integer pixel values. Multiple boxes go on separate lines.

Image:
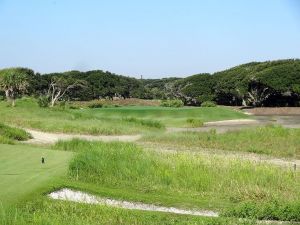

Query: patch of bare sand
left=49, top=188, right=218, bottom=217
left=24, top=129, right=141, bottom=145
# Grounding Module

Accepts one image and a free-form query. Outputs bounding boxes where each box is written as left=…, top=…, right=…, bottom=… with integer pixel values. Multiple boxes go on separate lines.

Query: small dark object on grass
left=41, top=157, right=45, bottom=164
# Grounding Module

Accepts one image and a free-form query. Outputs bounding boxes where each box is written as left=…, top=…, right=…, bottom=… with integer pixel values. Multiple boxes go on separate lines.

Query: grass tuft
left=122, top=117, right=165, bottom=129
left=0, top=123, right=31, bottom=143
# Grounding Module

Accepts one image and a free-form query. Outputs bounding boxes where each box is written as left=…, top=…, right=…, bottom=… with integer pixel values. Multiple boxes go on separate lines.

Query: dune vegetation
left=141, top=125, right=300, bottom=159
left=0, top=98, right=247, bottom=135
left=52, top=140, right=300, bottom=222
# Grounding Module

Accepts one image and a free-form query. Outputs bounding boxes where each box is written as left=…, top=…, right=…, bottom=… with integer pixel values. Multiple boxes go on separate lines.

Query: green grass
left=0, top=98, right=248, bottom=135
left=1, top=199, right=256, bottom=225
left=2, top=139, right=300, bottom=222
left=0, top=144, right=73, bottom=207
left=0, top=123, right=31, bottom=144
left=141, top=125, right=300, bottom=159
left=54, top=140, right=300, bottom=220
left=85, top=105, right=248, bottom=127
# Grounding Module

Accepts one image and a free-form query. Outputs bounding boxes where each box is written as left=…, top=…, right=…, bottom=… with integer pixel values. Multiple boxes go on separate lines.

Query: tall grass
left=122, top=117, right=165, bottom=129
left=55, top=140, right=300, bottom=218
left=0, top=123, right=31, bottom=143
left=141, top=125, right=300, bottom=159
left=0, top=200, right=254, bottom=225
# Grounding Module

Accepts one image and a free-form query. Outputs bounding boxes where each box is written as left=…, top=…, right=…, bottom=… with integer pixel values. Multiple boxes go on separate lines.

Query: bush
left=37, top=96, right=50, bottom=108
left=186, top=118, right=204, bottom=127
left=87, top=102, right=103, bottom=108
left=160, top=99, right=184, bottom=108
left=201, top=101, right=216, bottom=107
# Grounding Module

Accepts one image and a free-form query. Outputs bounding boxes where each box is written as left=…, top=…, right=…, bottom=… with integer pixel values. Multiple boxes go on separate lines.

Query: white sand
left=49, top=188, right=219, bottom=217
left=24, top=129, right=141, bottom=144
left=204, top=119, right=258, bottom=126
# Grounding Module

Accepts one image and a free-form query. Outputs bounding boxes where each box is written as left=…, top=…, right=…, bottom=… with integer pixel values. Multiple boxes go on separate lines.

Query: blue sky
left=0, top=0, right=299, bottom=78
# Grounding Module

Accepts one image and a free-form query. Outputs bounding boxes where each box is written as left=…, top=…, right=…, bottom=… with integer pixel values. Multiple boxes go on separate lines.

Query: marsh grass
left=141, top=125, right=300, bottom=159
left=0, top=200, right=255, bottom=225
left=0, top=123, right=31, bottom=143
left=53, top=140, right=300, bottom=217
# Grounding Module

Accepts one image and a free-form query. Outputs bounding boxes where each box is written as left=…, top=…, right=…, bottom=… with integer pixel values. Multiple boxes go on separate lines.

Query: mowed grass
left=0, top=98, right=247, bottom=135
left=141, top=125, right=300, bottom=159
left=54, top=140, right=300, bottom=221
left=0, top=144, right=73, bottom=207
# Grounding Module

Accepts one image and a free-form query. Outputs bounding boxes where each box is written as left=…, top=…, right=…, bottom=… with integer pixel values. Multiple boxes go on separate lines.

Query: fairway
left=0, top=144, right=73, bottom=206
left=85, top=106, right=249, bottom=127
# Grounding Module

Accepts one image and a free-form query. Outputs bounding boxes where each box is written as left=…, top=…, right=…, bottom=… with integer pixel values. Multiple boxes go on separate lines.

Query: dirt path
left=24, top=129, right=141, bottom=145
left=168, top=117, right=300, bottom=133
left=49, top=188, right=218, bottom=217
left=168, top=119, right=263, bottom=134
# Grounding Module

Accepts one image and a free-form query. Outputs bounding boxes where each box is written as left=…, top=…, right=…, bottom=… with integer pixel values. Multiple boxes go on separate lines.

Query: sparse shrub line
left=160, top=99, right=184, bottom=108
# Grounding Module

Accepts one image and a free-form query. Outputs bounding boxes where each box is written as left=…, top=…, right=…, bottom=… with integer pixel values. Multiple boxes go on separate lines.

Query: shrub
left=160, top=99, right=184, bottom=108
left=186, top=118, right=204, bottom=127
left=87, top=102, right=103, bottom=108
left=201, top=101, right=216, bottom=107
left=37, top=96, right=50, bottom=108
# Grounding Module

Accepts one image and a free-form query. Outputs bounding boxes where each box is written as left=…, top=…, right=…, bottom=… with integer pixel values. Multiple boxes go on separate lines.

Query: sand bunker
left=24, top=129, right=141, bottom=144
left=49, top=188, right=219, bottom=217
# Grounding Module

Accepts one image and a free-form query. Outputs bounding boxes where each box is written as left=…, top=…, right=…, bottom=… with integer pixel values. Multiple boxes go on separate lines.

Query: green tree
left=0, top=68, right=30, bottom=107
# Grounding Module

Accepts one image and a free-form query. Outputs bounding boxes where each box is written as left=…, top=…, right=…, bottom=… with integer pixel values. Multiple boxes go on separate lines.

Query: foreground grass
left=54, top=140, right=300, bottom=221
left=0, top=98, right=247, bottom=135
left=141, top=126, right=300, bottom=159
left=2, top=200, right=256, bottom=225
left=0, top=144, right=73, bottom=207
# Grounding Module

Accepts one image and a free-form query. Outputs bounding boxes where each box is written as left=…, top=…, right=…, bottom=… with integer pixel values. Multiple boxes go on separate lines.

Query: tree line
left=0, top=59, right=299, bottom=107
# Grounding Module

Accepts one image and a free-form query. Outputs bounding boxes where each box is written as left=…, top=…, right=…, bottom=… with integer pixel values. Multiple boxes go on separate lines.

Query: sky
left=0, top=0, right=299, bottom=78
